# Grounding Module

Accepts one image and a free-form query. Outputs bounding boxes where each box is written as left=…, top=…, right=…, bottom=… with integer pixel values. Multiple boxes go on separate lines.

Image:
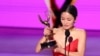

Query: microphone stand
left=65, top=38, right=67, bottom=56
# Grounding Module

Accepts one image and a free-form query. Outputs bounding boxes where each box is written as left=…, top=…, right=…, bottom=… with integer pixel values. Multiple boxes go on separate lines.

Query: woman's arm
left=76, top=29, right=86, bottom=56
left=54, top=29, right=86, bottom=56
left=35, top=36, right=47, bottom=53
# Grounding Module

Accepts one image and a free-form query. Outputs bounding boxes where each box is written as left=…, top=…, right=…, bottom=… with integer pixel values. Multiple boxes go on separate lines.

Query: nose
left=63, top=20, right=68, bottom=25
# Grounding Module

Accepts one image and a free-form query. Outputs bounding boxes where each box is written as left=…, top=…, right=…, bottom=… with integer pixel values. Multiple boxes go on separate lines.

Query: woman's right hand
left=43, top=27, right=52, bottom=36
left=36, top=27, right=53, bottom=53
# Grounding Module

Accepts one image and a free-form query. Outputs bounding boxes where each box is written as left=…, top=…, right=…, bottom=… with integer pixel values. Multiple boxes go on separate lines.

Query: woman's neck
left=61, top=26, right=75, bottom=32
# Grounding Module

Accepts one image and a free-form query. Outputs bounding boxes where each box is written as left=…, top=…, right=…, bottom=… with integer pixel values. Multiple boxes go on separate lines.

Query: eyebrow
left=61, top=16, right=72, bottom=19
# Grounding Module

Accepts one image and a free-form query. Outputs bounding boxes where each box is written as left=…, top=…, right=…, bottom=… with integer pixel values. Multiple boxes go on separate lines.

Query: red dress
left=53, top=39, right=78, bottom=56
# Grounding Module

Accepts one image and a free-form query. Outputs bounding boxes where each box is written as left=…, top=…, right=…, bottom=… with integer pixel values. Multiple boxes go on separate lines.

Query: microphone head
left=65, top=30, right=70, bottom=37
left=68, top=36, right=73, bottom=43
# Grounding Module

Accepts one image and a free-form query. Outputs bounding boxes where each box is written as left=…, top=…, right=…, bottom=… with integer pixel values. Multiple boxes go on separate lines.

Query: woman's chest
left=53, top=31, right=79, bottom=48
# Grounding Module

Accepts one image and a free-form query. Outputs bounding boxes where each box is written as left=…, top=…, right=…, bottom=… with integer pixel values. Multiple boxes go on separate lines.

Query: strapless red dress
left=53, top=39, right=78, bottom=56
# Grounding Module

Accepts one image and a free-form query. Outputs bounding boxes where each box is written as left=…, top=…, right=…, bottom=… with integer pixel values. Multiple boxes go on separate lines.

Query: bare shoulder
left=75, top=28, right=86, bottom=39
left=75, top=28, right=86, bottom=34
left=75, top=28, right=86, bottom=37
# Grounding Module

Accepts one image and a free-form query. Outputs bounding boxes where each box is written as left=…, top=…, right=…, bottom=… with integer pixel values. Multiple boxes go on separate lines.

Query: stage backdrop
left=0, top=0, right=100, bottom=30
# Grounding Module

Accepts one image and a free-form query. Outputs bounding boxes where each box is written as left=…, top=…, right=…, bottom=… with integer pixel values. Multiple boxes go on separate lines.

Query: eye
left=61, top=17, right=65, bottom=20
left=67, top=18, right=72, bottom=21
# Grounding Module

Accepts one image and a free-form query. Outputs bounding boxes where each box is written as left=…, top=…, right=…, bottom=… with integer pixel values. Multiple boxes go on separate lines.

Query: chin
left=63, top=27, right=70, bottom=30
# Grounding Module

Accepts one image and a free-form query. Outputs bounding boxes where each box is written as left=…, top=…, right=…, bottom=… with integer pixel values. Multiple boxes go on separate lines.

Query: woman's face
left=61, top=12, right=75, bottom=29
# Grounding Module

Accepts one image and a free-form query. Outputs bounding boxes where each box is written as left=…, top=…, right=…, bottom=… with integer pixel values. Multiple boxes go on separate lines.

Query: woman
left=36, top=1, right=86, bottom=56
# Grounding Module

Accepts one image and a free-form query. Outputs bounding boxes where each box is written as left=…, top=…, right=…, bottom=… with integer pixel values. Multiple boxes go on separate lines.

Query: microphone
left=68, top=36, right=73, bottom=43
left=68, top=36, right=73, bottom=56
left=65, top=30, right=70, bottom=43
left=65, top=30, right=70, bottom=56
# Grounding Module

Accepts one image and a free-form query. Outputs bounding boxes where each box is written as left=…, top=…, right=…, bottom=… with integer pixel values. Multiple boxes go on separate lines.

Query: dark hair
left=53, top=0, right=78, bottom=28
left=61, top=5, right=78, bottom=19
left=53, top=5, right=78, bottom=28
